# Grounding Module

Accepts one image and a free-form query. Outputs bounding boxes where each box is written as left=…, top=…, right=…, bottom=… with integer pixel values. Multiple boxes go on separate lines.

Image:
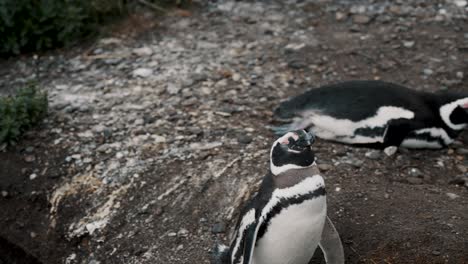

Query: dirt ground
left=0, top=0, right=467, bottom=263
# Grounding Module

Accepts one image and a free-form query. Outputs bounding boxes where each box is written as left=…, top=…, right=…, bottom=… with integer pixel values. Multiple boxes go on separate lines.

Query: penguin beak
left=304, top=131, right=316, bottom=146
left=292, top=130, right=315, bottom=150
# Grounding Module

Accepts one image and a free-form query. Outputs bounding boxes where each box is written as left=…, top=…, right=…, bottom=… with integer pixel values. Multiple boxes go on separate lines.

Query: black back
left=275, top=80, right=434, bottom=121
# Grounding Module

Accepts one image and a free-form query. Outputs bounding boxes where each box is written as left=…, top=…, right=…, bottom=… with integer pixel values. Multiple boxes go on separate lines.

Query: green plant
left=0, top=85, right=48, bottom=145
left=0, top=0, right=191, bottom=56
left=0, top=0, right=126, bottom=56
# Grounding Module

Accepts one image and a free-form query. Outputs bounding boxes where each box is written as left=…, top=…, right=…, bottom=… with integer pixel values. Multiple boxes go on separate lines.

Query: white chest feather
left=299, top=106, right=415, bottom=144
left=252, top=196, right=327, bottom=264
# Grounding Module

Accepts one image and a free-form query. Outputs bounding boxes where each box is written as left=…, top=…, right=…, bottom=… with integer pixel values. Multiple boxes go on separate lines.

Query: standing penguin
left=212, top=130, right=344, bottom=264
left=273, top=80, right=468, bottom=149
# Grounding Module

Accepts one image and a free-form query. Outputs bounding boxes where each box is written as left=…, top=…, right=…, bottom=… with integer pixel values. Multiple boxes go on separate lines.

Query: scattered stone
left=232, top=73, right=241, bottom=82
left=453, top=0, right=467, bottom=7
left=1, top=191, right=8, bottom=197
left=423, top=68, right=433, bottom=76
left=29, top=173, right=38, bottom=180
left=166, top=83, right=182, bottom=95
left=455, top=148, right=468, bottom=155
left=177, top=228, right=189, bottom=237
left=237, top=134, right=253, bottom=144
left=318, top=164, right=333, bottom=171
left=24, top=155, right=36, bottom=163
left=335, top=12, right=347, bottom=21
left=284, top=43, right=306, bottom=51
left=167, top=232, right=177, bottom=237
left=212, top=222, right=226, bottom=234
left=99, top=38, right=122, bottom=45
left=133, top=68, right=153, bottom=78
left=132, top=46, right=153, bottom=56
left=449, top=173, right=468, bottom=188
left=352, top=15, right=371, bottom=24
left=384, top=146, right=398, bottom=156
left=190, top=142, right=222, bottom=150
left=456, top=71, right=464, bottom=79
left=25, top=146, right=34, bottom=153
left=446, top=193, right=460, bottom=200
left=402, top=41, right=415, bottom=48
left=288, top=60, right=307, bottom=69
left=342, top=157, right=363, bottom=168
left=365, top=150, right=381, bottom=160
left=406, top=177, right=423, bottom=185
left=456, top=165, right=467, bottom=173
left=408, top=168, right=423, bottom=177
left=431, top=250, right=441, bottom=256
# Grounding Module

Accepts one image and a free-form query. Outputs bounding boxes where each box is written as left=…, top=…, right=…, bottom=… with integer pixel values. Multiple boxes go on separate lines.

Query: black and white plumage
left=273, top=80, right=468, bottom=149
left=212, top=130, right=344, bottom=264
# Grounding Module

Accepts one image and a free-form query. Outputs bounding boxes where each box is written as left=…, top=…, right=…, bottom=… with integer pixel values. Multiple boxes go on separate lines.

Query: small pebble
left=365, top=150, right=381, bottom=160
left=446, top=192, right=460, bottom=200
left=402, top=40, right=415, bottom=48
left=423, top=68, right=433, bottom=76
left=25, top=146, right=35, bottom=153
left=24, top=155, right=36, bottom=163
left=29, top=173, right=38, bottom=180
left=456, top=148, right=468, bottom=155
left=406, top=177, right=423, bottom=185
left=212, top=222, right=226, bottom=234
left=353, top=15, right=371, bottom=24
left=133, top=68, right=153, bottom=78
left=237, top=134, right=253, bottom=144
left=318, top=164, right=333, bottom=171
left=384, top=146, right=398, bottom=156
left=177, top=228, right=189, bottom=237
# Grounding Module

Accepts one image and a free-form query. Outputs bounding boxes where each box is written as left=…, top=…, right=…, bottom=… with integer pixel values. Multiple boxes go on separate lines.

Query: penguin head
left=270, top=130, right=316, bottom=175
left=438, top=93, right=468, bottom=130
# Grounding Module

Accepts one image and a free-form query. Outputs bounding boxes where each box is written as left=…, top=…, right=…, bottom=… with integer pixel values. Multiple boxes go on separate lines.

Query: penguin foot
left=211, top=243, right=229, bottom=264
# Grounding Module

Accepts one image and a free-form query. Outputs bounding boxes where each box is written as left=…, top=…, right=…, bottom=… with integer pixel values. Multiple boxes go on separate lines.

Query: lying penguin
left=212, top=130, right=344, bottom=264
left=273, top=80, right=468, bottom=149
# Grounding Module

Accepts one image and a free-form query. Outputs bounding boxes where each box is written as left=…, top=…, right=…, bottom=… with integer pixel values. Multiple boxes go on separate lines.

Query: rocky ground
left=0, top=0, right=467, bottom=263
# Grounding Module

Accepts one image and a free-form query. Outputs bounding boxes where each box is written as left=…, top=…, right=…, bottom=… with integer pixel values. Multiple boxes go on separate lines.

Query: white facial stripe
left=440, top=97, right=468, bottom=130
left=231, top=209, right=256, bottom=264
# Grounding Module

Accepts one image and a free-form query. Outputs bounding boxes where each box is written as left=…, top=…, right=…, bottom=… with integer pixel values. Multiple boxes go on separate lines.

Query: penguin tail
left=270, top=124, right=295, bottom=136
left=211, top=243, right=230, bottom=264
left=270, top=115, right=314, bottom=136
left=272, top=101, right=314, bottom=136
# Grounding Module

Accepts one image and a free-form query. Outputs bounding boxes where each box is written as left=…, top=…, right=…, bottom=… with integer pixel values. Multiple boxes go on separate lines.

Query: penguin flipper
left=318, top=216, right=344, bottom=264
left=242, top=219, right=260, bottom=264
